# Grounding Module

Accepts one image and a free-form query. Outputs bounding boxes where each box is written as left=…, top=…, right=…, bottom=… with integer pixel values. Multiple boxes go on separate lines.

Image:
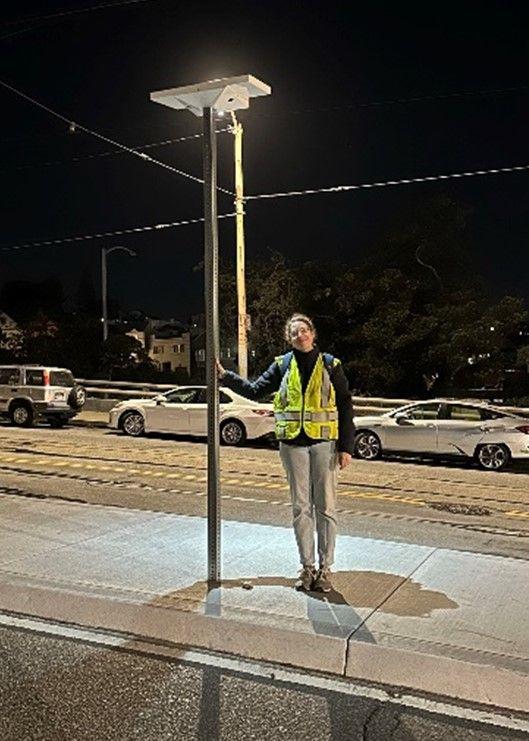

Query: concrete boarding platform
left=0, top=495, right=527, bottom=714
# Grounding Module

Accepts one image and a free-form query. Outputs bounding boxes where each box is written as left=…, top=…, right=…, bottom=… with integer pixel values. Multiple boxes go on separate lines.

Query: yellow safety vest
left=273, top=353, right=339, bottom=441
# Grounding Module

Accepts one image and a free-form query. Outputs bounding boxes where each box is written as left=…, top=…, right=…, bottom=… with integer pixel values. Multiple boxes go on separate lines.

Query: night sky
left=1, top=0, right=528, bottom=320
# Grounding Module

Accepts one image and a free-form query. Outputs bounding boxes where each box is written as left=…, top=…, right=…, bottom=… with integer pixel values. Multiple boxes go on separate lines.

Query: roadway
left=2, top=616, right=525, bottom=741
left=0, top=423, right=527, bottom=561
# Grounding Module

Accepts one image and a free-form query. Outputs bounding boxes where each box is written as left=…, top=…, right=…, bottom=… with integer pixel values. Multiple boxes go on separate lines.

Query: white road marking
left=0, top=613, right=526, bottom=734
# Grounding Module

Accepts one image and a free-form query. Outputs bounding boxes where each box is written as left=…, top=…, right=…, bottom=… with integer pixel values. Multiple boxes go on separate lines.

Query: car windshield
left=164, top=389, right=198, bottom=403
left=50, top=371, right=75, bottom=387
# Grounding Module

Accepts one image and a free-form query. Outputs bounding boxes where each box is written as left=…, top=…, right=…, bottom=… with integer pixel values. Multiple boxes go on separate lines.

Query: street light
left=150, top=75, right=271, bottom=583
left=101, top=245, right=137, bottom=342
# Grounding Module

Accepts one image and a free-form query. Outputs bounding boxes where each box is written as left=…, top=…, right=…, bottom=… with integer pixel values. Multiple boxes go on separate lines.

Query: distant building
left=127, top=319, right=191, bottom=375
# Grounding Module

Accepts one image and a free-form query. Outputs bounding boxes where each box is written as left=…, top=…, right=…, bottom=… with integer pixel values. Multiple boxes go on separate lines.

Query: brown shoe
left=313, top=568, right=332, bottom=593
left=295, top=566, right=316, bottom=592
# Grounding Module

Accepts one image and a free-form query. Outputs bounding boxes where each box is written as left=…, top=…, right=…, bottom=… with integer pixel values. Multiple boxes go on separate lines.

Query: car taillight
left=251, top=409, right=273, bottom=417
left=515, top=425, right=529, bottom=434
left=43, top=370, right=50, bottom=386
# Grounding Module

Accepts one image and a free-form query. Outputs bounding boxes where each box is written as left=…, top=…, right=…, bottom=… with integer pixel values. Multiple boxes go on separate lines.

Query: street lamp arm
left=104, top=245, right=137, bottom=257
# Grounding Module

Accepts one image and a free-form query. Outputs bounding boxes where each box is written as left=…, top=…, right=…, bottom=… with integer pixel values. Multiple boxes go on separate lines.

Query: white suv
left=0, top=365, right=86, bottom=428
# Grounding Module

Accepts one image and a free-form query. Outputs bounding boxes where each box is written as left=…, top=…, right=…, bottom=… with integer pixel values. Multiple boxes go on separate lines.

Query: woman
left=217, top=313, right=354, bottom=593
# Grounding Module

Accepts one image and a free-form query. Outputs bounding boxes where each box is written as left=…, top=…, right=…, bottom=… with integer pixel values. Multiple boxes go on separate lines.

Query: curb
left=1, top=575, right=528, bottom=715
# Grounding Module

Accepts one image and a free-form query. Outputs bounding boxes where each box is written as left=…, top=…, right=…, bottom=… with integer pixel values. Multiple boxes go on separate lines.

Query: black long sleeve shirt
left=222, top=347, right=355, bottom=455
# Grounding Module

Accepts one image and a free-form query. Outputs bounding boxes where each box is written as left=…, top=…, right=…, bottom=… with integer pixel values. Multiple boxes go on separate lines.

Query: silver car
left=353, top=399, right=529, bottom=471
left=0, top=365, right=86, bottom=428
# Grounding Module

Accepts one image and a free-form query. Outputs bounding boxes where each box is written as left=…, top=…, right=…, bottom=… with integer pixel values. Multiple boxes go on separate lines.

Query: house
left=127, top=318, right=191, bottom=375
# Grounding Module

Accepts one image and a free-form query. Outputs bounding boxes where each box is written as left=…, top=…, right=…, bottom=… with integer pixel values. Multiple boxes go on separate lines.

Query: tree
left=99, top=334, right=151, bottom=379
left=366, top=195, right=479, bottom=297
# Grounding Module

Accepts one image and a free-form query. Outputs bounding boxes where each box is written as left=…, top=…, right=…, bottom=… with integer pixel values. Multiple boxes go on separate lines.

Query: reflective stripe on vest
left=274, top=410, right=337, bottom=422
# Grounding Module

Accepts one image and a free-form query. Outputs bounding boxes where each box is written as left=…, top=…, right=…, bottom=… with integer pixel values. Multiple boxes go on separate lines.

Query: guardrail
left=76, top=379, right=529, bottom=417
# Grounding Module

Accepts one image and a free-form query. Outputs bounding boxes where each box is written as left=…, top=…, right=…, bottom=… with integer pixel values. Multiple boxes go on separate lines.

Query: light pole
left=101, top=245, right=136, bottom=342
left=230, top=112, right=248, bottom=379
left=150, top=76, right=271, bottom=583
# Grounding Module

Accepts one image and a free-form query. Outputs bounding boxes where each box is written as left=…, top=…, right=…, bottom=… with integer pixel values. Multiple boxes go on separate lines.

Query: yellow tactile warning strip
left=1, top=450, right=529, bottom=522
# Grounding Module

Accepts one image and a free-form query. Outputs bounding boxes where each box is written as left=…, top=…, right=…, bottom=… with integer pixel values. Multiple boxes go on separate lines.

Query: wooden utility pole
left=231, top=112, right=248, bottom=379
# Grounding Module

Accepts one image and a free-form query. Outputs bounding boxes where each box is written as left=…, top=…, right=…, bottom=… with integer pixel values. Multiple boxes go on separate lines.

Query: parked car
left=353, top=399, right=529, bottom=471
left=109, top=385, right=274, bottom=445
left=0, top=365, right=86, bottom=428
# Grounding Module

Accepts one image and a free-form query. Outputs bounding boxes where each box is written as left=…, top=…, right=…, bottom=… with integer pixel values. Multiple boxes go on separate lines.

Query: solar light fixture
left=150, top=74, right=271, bottom=116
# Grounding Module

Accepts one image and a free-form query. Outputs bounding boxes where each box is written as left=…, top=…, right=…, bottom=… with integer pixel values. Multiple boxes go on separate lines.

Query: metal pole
left=101, top=247, right=108, bottom=342
left=203, top=107, right=221, bottom=584
left=232, top=114, right=248, bottom=379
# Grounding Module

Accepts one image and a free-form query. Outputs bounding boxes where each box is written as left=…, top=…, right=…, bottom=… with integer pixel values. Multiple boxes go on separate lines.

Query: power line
left=261, top=85, right=529, bottom=119
left=1, top=213, right=237, bottom=252
left=2, top=0, right=156, bottom=28
left=244, top=164, right=529, bottom=202
left=0, top=78, right=234, bottom=196
left=0, top=128, right=231, bottom=174
left=2, top=162, right=526, bottom=253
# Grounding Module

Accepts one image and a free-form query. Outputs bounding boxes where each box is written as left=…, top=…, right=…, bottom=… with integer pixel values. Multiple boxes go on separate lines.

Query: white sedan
left=108, top=386, right=274, bottom=446
left=353, top=399, right=529, bottom=471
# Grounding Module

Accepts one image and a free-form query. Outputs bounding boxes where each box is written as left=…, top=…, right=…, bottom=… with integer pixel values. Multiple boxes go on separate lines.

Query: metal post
left=101, top=247, right=108, bottom=342
left=232, top=114, right=248, bottom=379
left=203, top=107, right=221, bottom=584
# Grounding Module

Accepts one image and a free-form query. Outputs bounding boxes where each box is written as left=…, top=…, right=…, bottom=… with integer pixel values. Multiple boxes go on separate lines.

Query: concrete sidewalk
left=0, top=495, right=527, bottom=714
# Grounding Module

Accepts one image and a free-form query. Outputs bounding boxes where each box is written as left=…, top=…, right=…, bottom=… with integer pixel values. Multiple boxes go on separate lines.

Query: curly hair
left=283, top=313, right=317, bottom=342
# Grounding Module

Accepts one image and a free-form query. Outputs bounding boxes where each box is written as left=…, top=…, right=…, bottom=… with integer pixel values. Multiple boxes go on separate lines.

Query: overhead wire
left=0, top=213, right=238, bottom=252
left=2, top=0, right=156, bottom=26
left=0, top=0, right=157, bottom=40
left=1, top=162, right=526, bottom=253
left=0, top=128, right=231, bottom=174
left=244, top=164, right=529, bottom=202
left=257, top=84, right=529, bottom=119
left=0, top=78, right=234, bottom=195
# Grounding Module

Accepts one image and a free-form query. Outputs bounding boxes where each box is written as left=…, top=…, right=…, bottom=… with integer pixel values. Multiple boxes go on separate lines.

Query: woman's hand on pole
left=338, top=452, right=352, bottom=470
left=216, top=359, right=226, bottom=379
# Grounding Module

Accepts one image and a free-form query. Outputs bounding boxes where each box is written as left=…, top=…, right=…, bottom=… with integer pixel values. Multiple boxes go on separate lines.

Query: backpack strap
left=322, top=352, right=340, bottom=375
left=276, top=351, right=294, bottom=379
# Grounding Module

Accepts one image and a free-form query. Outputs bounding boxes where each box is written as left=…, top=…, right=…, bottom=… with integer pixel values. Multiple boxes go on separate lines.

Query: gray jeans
left=279, top=441, right=338, bottom=568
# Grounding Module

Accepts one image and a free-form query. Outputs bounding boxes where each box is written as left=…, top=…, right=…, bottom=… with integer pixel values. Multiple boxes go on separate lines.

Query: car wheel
left=354, top=431, right=382, bottom=460
left=220, top=419, right=246, bottom=446
left=476, top=443, right=510, bottom=471
left=10, top=403, right=34, bottom=428
left=121, top=411, right=145, bottom=437
left=68, top=385, right=86, bottom=410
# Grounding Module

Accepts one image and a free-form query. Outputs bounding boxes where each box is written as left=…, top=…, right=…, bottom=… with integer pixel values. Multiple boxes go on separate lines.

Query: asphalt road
left=1, top=618, right=526, bottom=741
left=0, top=423, right=527, bottom=561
